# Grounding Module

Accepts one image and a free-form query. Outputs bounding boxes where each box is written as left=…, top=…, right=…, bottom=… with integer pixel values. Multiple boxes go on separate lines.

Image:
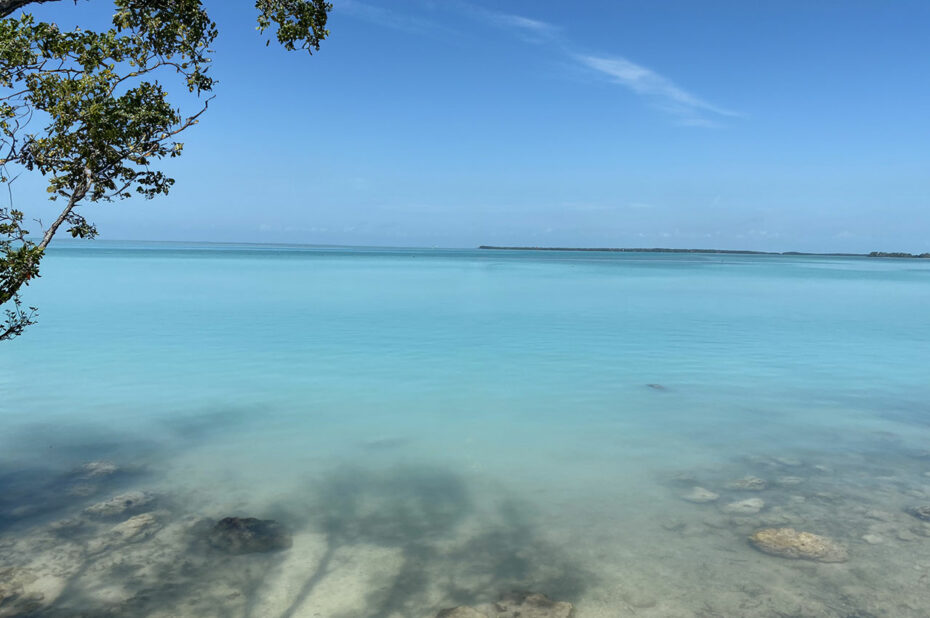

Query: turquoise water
left=2, top=243, right=930, bottom=617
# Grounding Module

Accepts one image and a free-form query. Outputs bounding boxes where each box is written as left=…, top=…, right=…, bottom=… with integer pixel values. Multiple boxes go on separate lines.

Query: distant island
left=867, top=251, right=930, bottom=258
left=479, top=246, right=930, bottom=258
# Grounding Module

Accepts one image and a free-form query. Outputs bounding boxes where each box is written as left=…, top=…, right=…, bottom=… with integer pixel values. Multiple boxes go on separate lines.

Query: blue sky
left=16, top=0, right=930, bottom=251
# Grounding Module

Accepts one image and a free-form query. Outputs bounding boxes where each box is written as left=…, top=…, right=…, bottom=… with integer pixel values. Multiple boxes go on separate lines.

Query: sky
left=12, top=0, right=930, bottom=252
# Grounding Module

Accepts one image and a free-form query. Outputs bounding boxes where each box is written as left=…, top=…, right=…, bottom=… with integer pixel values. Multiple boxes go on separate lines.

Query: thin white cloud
left=447, top=1, right=558, bottom=40
left=487, top=13, right=555, bottom=35
left=576, top=54, right=739, bottom=126
left=337, top=0, right=443, bottom=35
left=338, top=1, right=739, bottom=127
left=464, top=6, right=738, bottom=126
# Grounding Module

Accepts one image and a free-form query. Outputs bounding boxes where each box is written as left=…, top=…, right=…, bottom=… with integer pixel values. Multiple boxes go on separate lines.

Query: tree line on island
left=479, top=247, right=930, bottom=258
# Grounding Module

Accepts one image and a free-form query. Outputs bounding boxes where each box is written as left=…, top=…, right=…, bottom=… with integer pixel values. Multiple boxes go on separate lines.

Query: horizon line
left=39, top=238, right=930, bottom=258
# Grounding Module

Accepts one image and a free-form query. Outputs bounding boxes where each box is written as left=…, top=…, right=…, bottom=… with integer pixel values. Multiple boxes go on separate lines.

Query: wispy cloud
left=576, top=55, right=739, bottom=126
left=485, top=12, right=556, bottom=36
left=468, top=5, right=737, bottom=126
left=336, top=0, right=443, bottom=35
left=337, top=1, right=739, bottom=127
left=452, top=2, right=558, bottom=42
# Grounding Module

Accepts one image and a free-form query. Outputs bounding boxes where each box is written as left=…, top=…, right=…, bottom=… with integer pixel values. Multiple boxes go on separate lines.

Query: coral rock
left=111, top=513, right=159, bottom=542
left=208, top=517, right=292, bottom=554
left=80, top=461, right=118, bottom=478
left=725, top=476, right=768, bottom=491
left=749, top=528, right=848, bottom=563
left=437, top=592, right=574, bottom=618
left=722, top=498, right=764, bottom=515
left=493, top=591, right=574, bottom=617
left=88, top=513, right=160, bottom=554
left=84, top=491, right=154, bottom=517
left=437, top=608, right=487, bottom=618
left=681, top=487, right=719, bottom=503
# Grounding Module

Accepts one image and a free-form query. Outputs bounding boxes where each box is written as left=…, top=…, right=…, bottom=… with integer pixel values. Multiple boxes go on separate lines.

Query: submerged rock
left=725, top=476, right=768, bottom=491
left=0, top=567, right=43, bottom=615
left=89, top=513, right=161, bottom=554
left=0, top=567, right=24, bottom=605
left=208, top=517, right=292, bottom=554
left=722, top=498, right=764, bottom=515
left=112, top=513, right=159, bottom=542
left=494, top=592, right=574, bottom=617
left=896, top=529, right=918, bottom=542
left=681, top=487, right=719, bottom=504
left=906, top=505, right=930, bottom=521
left=437, top=592, right=574, bottom=618
left=48, top=517, right=87, bottom=535
left=67, top=483, right=98, bottom=497
left=745, top=455, right=778, bottom=467
left=865, top=509, right=897, bottom=522
left=80, top=461, right=119, bottom=478
left=660, top=518, right=687, bottom=532
left=749, top=528, right=848, bottom=563
left=84, top=491, right=154, bottom=517
left=669, top=472, right=699, bottom=485
left=437, top=608, right=486, bottom=618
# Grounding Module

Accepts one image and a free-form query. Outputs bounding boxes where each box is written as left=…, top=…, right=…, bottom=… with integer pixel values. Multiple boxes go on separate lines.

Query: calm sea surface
left=2, top=243, right=930, bottom=617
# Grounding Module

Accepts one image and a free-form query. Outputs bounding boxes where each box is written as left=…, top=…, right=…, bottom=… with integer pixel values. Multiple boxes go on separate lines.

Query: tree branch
left=0, top=296, right=36, bottom=341
left=0, top=166, right=90, bottom=316
left=0, top=0, right=64, bottom=19
left=38, top=164, right=90, bottom=250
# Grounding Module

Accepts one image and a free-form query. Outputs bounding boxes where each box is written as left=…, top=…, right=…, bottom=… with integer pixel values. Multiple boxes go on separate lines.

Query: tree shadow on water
left=267, top=465, right=471, bottom=618
left=5, top=464, right=591, bottom=618
left=278, top=465, right=593, bottom=618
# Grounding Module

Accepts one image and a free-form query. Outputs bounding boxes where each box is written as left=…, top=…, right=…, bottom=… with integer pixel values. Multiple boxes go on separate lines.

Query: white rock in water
left=725, top=476, right=768, bottom=491
left=722, top=498, right=765, bottom=515
left=750, top=528, right=848, bottom=563
left=436, top=609, right=485, bottom=618
left=681, top=487, right=720, bottom=503
left=437, top=592, right=573, bottom=618
left=897, top=529, right=918, bottom=542
left=111, top=513, right=159, bottom=541
left=84, top=491, right=154, bottom=517
left=88, top=513, right=159, bottom=554
left=81, top=461, right=118, bottom=478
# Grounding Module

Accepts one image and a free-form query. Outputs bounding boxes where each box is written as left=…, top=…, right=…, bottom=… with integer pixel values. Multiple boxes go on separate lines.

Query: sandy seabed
left=4, top=429, right=930, bottom=618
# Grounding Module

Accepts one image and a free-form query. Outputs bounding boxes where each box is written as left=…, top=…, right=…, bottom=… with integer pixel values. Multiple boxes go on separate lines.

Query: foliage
left=0, top=0, right=331, bottom=341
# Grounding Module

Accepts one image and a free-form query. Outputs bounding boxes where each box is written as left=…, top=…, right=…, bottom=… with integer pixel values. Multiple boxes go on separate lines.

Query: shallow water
left=2, top=243, right=930, bottom=617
